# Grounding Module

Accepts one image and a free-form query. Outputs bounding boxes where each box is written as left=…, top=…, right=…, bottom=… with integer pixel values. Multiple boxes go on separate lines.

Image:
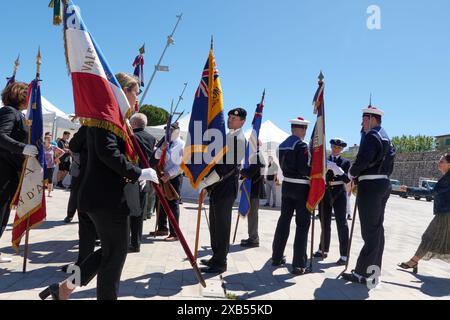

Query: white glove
left=332, top=166, right=345, bottom=176
left=327, top=161, right=345, bottom=176
left=139, top=179, right=146, bottom=191
left=23, top=145, right=38, bottom=156
left=199, top=170, right=220, bottom=190
left=139, top=168, right=159, bottom=184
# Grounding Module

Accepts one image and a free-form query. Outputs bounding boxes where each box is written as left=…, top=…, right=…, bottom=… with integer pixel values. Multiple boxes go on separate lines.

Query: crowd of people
left=1, top=74, right=449, bottom=299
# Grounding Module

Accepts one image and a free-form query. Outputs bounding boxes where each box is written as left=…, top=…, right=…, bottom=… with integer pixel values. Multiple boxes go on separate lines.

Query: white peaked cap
left=289, top=117, right=310, bottom=126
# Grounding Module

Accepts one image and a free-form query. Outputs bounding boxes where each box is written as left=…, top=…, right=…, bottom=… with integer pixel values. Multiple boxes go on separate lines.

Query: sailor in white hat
left=342, top=104, right=396, bottom=286
left=314, top=137, right=351, bottom=265
left=272, top=116, right=312, bottom=275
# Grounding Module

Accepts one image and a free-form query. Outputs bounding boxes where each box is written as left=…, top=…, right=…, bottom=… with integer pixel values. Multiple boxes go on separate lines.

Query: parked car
left=403, top=179, right=437, bottom=202
left=390, top=179, right=405, bottom=196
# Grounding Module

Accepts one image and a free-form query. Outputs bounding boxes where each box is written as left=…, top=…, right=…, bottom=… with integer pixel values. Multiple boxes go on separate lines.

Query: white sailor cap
left=362, top=105, right=384, bottom=117
left=289, top=117, right=310, bottom=127
left=330, top=138, right=347, bottom=148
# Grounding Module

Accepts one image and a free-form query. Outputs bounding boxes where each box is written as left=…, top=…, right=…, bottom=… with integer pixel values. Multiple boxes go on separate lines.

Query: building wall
left=391, top=151, right=442, bottom=187
left=436, top=136, right=450, bottom=152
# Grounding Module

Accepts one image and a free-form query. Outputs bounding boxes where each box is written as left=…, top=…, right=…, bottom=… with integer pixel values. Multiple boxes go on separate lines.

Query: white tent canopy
left=1, top=96, right=79, bottom=136
left=145, top=112, right=191, bottom=141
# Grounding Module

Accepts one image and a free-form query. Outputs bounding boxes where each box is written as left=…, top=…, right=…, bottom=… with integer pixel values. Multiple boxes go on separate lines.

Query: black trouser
left=77, top=211, right=129, bottom=300
left=157, top=175, right=182, bottom=236
left=318, top=185, right=349, bottom=257
left=130, top=190, right=147, bottom=249
left=76, top=210, right=97, bottom=266
left=355, top=179, right=391, bottom=278
left=209, top=195, right=235, bottom=267
left=67, top=176, right=81, bottom=219
left=0, top=169, right=19, bottom=238
left=272, top=182, right=311, bottom=268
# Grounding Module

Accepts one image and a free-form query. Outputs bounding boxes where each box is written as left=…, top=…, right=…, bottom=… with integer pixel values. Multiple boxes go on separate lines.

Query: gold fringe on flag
left=81, top=118, right=139, bottom=164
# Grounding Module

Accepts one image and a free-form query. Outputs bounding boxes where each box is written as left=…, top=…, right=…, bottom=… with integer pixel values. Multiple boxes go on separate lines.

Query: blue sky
left=1, top=0, right=449, bottom=147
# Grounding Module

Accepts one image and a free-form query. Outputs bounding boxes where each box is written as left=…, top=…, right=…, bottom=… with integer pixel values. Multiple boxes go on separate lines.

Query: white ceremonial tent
left=40, top=96, right=80, bottom=137
left=145, top=112, right=191, bottom=142
left=1, top=96, right=79, bottom=137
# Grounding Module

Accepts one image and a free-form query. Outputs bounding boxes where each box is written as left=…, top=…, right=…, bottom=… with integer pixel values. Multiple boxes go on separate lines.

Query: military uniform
left=200, top=108, right=247, bottom=273
left=343, top=106, right=395, bottom=284
left=272, top=117, right=311, bottom=273
left=315, top=139, right=351, bottom=264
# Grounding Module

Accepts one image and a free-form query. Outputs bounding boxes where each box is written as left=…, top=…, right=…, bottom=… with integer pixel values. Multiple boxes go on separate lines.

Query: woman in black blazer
left=40, top=73, right=158, bottom=300
left=0, top=82, right=38, bottom=263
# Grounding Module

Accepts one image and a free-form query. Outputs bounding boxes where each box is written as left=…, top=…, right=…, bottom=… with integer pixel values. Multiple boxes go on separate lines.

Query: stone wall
left=391, top=151, right=442, bottom=187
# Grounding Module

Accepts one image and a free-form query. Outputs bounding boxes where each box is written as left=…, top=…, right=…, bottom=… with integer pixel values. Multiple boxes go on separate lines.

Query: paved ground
left=0, top=189, right=449, bottom=300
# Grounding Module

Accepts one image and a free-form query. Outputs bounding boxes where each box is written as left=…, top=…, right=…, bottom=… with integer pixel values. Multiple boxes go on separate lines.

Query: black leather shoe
left=341, top=271, right=367, bottom=285
left=39, top=283, right=60, bottom=300
left=291, top=267, right=309, bottom=276
left=200, top=259, right=212, bottom=267
left=271, top=257, right=286, bottom=267
left=128, top=245, right=140, bottom=253
left=63, top=217, right=73, bottom=224
left=200, top=265, right=227, bottom=274
left=240, top=241, right=259, bottom=248
left=313, top=251, right=328, bottom=259
left=336, top=258, right=347, bottom=266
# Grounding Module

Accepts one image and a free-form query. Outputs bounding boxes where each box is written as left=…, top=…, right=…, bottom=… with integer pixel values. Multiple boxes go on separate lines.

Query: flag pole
left=232, top=89, right=266, bottom=245
left=139, top=14, right=183, bottom=108
left=308, top=72, right=325, bottom=273
left=23, top=48, right=41, bottom=273
left=194, top=189, right=207, bottom=260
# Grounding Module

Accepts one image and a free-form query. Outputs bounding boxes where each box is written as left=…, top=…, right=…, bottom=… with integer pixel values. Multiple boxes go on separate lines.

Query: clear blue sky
left=1, top=0, right=449, bottom=147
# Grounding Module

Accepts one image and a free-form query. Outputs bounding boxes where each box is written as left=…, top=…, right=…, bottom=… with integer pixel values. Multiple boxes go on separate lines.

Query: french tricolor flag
left=63, top=1, right=137, bottom=161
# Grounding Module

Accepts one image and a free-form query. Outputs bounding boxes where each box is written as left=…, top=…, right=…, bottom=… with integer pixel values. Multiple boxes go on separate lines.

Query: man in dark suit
left=0, top=82, right=38, bottom=263
left=314, top=138, right=351, bottom=265
left=199, top=108, right=247, bottom=274
left=129, top=113, right=156, bottom=252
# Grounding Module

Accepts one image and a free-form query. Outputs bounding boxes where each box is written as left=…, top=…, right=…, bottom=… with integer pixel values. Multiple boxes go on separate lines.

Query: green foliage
left=139, top=104, right=169, bottom=126
left=392, top=135, right=436, bottom=153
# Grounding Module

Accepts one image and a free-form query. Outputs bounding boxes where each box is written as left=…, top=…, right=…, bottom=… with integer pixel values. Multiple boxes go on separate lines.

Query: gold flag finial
left=36, top=47, right=42, bottom=76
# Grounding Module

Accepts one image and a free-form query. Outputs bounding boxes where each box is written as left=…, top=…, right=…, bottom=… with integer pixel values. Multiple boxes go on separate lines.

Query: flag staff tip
left=36, top=47, right=42, bottom=75
left=369, top=93, right=373, bottom=106
left=211, top=36, right=214, bottom=50
left=318, top=71, right=324, bottom=82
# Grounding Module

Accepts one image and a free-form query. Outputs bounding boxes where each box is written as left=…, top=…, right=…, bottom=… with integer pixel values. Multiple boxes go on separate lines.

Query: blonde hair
left=1, top=82, right=28, bottom=109
left=115, top=73, right=139, bottom=92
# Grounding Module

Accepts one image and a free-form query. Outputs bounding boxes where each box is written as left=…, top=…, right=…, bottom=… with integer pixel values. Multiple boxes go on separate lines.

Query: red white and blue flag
left=63, top=1, right=137, bottom=161
left=238, top=95, right=265, bottom=217
left=306, top=75, right=326, bottom=212
left=133, top=45, right=145, bottom=88
left=11, top=78, right=47, bottom=251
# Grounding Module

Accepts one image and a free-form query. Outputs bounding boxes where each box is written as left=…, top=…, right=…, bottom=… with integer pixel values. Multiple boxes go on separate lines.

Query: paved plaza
left=0, top=189, right=449, bottom=300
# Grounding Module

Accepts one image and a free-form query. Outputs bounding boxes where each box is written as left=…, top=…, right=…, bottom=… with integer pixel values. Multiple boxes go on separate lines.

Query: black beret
left=228, top=108, right=247, bottom=119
